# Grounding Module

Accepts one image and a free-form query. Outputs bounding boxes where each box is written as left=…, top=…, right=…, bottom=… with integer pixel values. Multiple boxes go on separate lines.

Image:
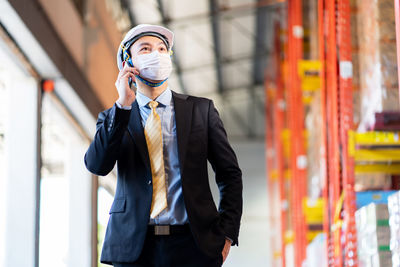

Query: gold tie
left=144, top=101, right=167, bottom=218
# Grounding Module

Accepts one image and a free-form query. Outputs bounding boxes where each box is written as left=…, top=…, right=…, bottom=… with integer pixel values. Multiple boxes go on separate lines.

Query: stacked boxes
left=355, top=173, right=392, bottom=192
left=305, top=91, right=323, bottom=200
left=350, top=0, right=361, bottom=127
left=388, top=191, right=400, bottom=266
left=305, top=233, right=327, bottom=267
left=356, top=0, right=399, bottom=131
left=356, top=203, right=392, bottom=267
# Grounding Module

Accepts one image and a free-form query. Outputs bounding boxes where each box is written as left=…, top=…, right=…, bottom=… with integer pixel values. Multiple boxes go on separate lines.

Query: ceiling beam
left=209, top=0, right=224, bottom=93
left=253, top=2, right=271, bottom=85
left=181, top=51, right=270, bottom=73
left=8, top=0, right=104, bottom=117
left=245, top=2, right=272, bottom=137
left=120, top=0, right=137, bottom=26
left=156, top=0, right=187, bottom=94
left=197, top=83, right=264, bottom=96
left=169, top=0, right=285, bottom=26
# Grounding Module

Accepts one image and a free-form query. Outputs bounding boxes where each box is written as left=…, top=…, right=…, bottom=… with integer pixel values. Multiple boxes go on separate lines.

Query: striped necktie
left=144, top=101, right=167, bottom=218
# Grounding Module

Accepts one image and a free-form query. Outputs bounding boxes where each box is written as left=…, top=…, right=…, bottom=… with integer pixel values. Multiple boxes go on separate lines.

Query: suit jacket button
left=148, top=180, right=152, bottom=185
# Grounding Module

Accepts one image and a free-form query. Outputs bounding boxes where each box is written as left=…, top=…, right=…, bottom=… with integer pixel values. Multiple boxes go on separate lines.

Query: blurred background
left=1, top=0, right=400, bottom=267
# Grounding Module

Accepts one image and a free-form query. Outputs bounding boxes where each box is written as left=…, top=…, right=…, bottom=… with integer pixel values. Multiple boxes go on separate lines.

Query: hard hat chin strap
left=134, top=75, right=168, bottom=87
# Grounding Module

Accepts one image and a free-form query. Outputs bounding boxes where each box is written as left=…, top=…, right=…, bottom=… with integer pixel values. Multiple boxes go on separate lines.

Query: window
left=39, top=93, right=92, bottom=267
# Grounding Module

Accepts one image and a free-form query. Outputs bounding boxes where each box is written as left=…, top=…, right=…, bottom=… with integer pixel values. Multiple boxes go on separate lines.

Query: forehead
left=131, top=35, right=167, bottom=49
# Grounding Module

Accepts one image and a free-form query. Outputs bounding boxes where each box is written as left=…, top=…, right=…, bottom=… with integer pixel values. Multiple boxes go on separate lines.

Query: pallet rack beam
left=274, top=20, right=287, bottom=267
left=337, top=0, right=358, bottom=265
left=349, top=131, right=400, bottom=146
left=317, top=0, right=330, bottom=265
left=355, top=164, right=400, bottom=174
left=266, top=14, right=288, bottom=266
left=325, top=0, right=343, bottom=265
left=353, top=150, right=400, bottom=162
left=287, top=0, right=307, bottom=265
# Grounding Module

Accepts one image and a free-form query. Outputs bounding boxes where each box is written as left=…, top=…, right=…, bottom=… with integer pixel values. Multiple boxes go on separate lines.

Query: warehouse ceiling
left=119, top=0, right=284, bottom=138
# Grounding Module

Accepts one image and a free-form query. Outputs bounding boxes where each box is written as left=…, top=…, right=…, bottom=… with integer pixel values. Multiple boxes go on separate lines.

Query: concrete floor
left=208, top=140, right=271, bottom=267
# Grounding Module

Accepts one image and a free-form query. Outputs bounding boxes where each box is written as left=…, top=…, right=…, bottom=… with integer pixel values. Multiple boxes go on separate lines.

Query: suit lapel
left=127, top=101, right=151, bottom=172
left=172, top=91, right=193, bottom=173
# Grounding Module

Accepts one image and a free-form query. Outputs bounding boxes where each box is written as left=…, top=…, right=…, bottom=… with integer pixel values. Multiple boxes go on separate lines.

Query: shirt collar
left=136, top=87, right=172, bottom=108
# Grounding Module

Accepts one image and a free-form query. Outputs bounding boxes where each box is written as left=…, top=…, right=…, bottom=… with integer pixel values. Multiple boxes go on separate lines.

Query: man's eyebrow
left=138, top=42, right=151, bottom=47
left=137, top=41, right=166, bottom=47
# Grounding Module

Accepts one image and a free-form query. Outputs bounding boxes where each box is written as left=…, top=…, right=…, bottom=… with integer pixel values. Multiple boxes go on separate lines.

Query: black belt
left=147, top=224, right=191, bottom=236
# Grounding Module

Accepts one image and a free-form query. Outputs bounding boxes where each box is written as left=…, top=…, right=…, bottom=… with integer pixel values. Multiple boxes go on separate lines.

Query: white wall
left=208, top=140, right=271, bottom=266
left=0, top=38, right=39, bottom=267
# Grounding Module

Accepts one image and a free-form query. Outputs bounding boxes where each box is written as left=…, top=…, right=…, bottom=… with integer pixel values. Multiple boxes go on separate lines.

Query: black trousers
left=113, top=230, right=222, bottom=267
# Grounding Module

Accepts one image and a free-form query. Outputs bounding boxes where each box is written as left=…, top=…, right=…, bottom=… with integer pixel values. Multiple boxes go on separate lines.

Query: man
left=84, top=24, right=242, bottom=267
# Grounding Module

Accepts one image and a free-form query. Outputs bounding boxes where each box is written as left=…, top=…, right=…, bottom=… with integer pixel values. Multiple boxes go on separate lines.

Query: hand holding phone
left=126, top=58, right=136, bottom=88
left=115, top=61, right=139, bottom=107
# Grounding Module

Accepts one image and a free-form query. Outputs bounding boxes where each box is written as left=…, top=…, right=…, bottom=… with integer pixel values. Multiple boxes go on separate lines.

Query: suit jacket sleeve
left=207, top=100, right=243, bottom=246
left=84, top=103, right=131, bottom=176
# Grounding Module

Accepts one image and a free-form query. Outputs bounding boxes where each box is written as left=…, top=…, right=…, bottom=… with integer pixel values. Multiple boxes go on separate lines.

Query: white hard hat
left=117, top=24, right=174, bottom=70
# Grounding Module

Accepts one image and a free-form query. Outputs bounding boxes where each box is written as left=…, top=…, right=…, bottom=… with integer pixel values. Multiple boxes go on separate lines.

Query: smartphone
left=126, top=58, right=135, bottom=89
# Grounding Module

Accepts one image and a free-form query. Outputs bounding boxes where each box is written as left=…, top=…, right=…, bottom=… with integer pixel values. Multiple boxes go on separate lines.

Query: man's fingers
left=116, top=72, right=135, bottom=86
left=221, top=239, right=231, bottom=264
left=119, top=66, right=138, bottom=77
left=128, top=67, right=139, bottom=77
left=124, top=66, right=136, bottom=73
left=117, top=65, right=138, bottom=87
left=121, top=72, right=135, bottom=80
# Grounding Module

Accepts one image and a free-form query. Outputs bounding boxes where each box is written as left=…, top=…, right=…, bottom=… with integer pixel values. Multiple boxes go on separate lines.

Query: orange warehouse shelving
left=266, top=0, right=359, bottom=266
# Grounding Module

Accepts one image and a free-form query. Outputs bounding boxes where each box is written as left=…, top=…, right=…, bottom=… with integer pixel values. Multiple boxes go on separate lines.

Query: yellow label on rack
left=298, top=60, right=321, bottom=91
left=353, top=131, right=400, bottom=146
left=303, top=197, right=324, bottom=224
left=284, top=230, right=294, bottom=244
left=269, top=169, right=279, bottom=181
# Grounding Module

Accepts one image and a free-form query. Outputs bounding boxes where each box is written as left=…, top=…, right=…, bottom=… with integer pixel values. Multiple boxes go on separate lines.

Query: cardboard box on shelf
left=387, top=191, right=400, bottom=266
left=388, top=192, right=400, bottom=251
left=305, top=91, right=323, bottom=200
left=356, top=0, right=399, bottom=131
left=305, top=233, right=327, bottom=267
left=371, top=251, right=393, bottom=267
left=356, top=203, right=392, bottom=267
left=355, top=173, right=392, bottom=191
left=356, top=191, right=397, bottom=209
left=373, top=111, right=400, bottom=131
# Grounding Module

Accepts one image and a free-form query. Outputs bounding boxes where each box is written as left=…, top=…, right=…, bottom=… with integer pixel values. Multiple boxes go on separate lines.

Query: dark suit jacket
left=84, top=91, right=242, bottom=264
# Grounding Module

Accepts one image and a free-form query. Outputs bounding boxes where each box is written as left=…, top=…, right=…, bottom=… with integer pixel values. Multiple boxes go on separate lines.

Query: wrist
left=117, top=98, right=131, bottom=107
left=116, top=100, right=132, bottom=111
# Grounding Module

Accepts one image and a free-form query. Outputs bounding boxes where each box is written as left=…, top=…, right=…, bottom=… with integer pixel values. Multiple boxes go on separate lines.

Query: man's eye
left=141, top=47, right=149, bottom=51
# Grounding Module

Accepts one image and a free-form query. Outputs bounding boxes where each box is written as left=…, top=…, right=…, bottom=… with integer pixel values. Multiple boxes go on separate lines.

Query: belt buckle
left=154, top=225, right=170, bottom=235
